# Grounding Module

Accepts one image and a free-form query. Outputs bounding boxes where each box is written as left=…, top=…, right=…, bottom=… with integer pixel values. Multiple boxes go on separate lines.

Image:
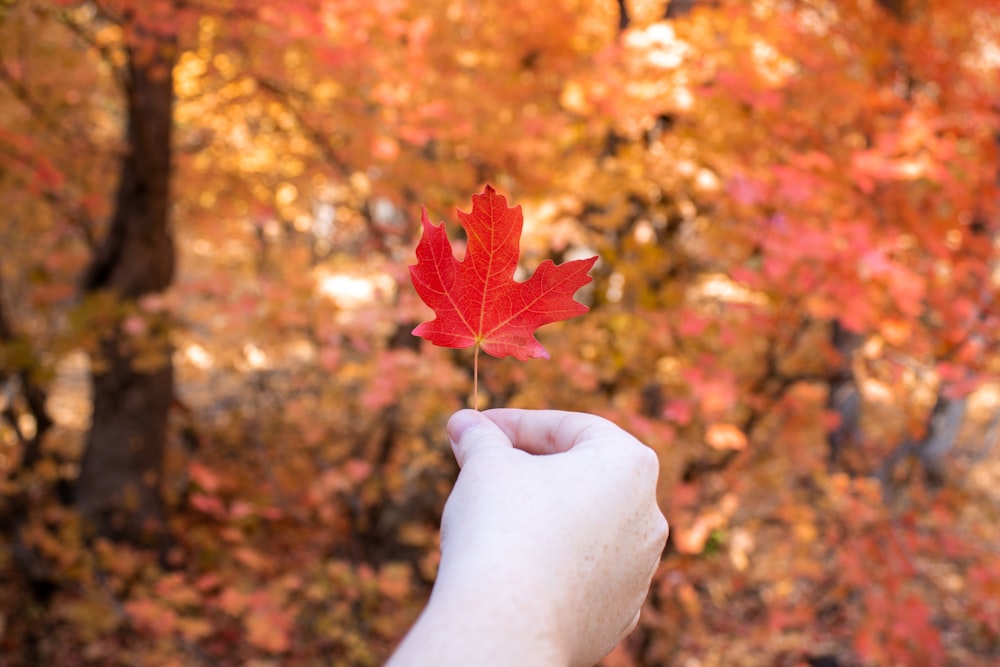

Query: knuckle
left=631, top=443, right=661, bottom=477
left=654, top=511, right=669, bottom=542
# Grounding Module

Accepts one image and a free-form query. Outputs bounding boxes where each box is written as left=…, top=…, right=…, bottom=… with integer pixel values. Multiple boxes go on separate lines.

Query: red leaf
left=409, top=185, right=597, bottom=360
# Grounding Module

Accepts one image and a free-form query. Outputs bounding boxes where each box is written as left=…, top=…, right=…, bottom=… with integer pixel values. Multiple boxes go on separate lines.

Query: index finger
left=481, top=409, right=641, bottom=456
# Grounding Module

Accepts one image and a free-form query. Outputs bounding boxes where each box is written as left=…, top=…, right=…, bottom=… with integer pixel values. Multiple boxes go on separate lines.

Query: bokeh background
left=1, top=0, right=999, bottom=665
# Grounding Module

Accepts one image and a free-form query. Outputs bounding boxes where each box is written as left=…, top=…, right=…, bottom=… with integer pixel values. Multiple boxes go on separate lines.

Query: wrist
left=388, top=549, right=572, bottom=667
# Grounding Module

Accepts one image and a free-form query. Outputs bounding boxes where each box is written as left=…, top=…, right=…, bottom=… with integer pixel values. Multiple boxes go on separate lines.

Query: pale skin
left=386, top=408, right=669, bottom=667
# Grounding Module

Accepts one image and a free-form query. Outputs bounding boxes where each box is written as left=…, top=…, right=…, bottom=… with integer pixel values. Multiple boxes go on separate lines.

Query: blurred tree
left=73, top=3, right=178, bottom=545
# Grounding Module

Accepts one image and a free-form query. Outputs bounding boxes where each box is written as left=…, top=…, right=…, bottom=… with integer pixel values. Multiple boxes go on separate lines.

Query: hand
left=387, top=409, right=668, bottom=667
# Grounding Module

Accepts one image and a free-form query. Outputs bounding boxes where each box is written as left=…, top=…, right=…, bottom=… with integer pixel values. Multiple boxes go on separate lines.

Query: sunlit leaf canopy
left=2, top=0, right=1000, bottom=665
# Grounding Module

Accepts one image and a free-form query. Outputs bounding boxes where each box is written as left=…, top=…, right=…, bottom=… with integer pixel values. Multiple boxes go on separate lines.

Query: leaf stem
left=473, top=344, right=480, bottom=410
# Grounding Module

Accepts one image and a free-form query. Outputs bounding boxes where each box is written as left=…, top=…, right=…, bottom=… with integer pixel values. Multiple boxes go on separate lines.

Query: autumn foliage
left=1, top=0, right=1000, bottom=666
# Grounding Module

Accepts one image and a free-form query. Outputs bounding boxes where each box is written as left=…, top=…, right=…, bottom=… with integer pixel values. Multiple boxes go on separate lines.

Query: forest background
left=1, top=0, right=999, bottom=665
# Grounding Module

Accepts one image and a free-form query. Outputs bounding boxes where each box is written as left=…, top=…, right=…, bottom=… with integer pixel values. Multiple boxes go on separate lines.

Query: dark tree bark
left=665, top=0, right=701, bottom=19
left=0, top=268, right=53, bottom=469
left=617, top=0, right=630, bottom=32
left=75, top=29, right=177, bottom=546
left=915, top=394, right=965, bottom=484
left=875, top=392, right=966, bottom=493
left=875, top=0, right=909, bottom=21
left=826, top=321, right=864, bottom=467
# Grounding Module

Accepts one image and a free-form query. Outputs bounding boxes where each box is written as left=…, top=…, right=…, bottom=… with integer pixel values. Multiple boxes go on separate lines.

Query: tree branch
left=0, top=63, right=79, bottom=146
left=0, top=263, right=53, bottom=469
left=254, top=76, right=391, bottom=252
left=54, top=3, right=129, bottom=89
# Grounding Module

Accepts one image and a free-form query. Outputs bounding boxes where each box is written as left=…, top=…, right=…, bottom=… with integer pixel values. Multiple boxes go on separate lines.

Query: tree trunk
left=916, top=394, right=966, bottom=485
left=665, top=0, right=702, bottom=19
left=75, top=31, right=177, bottom=546
left=826, top=321, right=864, bottom=467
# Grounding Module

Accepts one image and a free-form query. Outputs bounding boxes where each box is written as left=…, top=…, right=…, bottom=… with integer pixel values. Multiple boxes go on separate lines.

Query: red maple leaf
left=409, top=185, right=597, bottom=401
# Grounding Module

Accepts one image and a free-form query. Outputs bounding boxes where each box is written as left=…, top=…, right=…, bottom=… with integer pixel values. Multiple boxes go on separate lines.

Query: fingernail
left=447, top=409, right=486, bottom=445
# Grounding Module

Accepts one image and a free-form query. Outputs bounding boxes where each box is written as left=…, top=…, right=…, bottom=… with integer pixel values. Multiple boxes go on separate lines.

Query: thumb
left=447, top=409, right=513, bottom=468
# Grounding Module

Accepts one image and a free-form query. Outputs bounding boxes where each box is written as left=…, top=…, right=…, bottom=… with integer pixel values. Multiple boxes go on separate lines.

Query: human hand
left=387, top=408, right=668, bottom=667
